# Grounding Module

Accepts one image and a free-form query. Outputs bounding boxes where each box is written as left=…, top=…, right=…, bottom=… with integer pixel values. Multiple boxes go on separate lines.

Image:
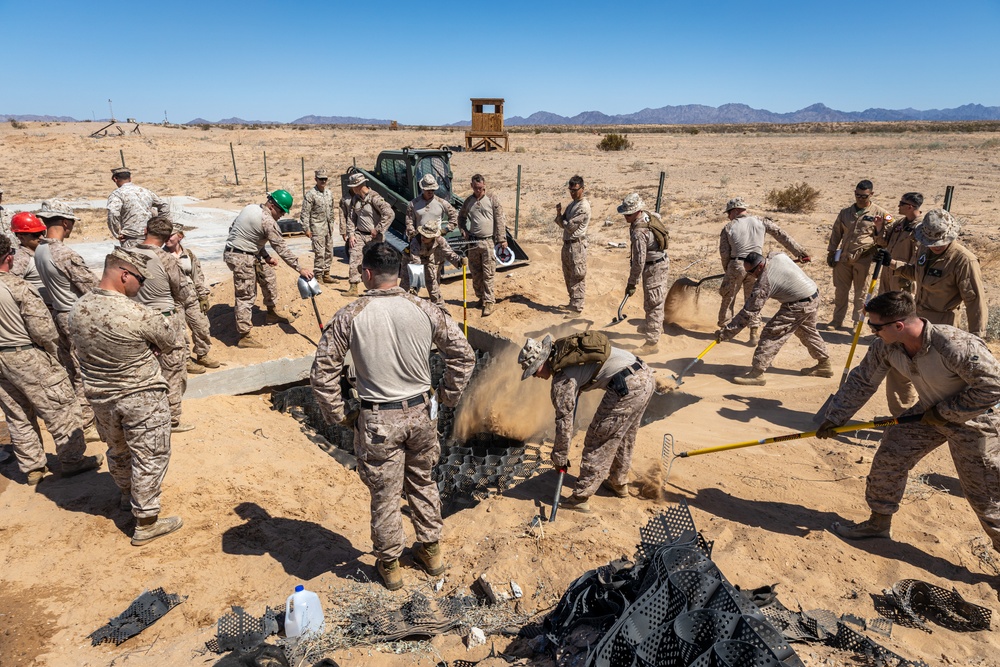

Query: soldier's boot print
left=732, top=368, right=766, bottom=386
left=61, top=454, right=104, bottom=478
left=377, top=558, right=404, bottom=591
left=832, top=512, right=892, bottom=540
left=748, top=327, right=760, bottom=346
left=131, top=515, right=184, bottom=546
left=800, top=357, right=834, bottom=378
left=413, top=541, right=445, bottom=576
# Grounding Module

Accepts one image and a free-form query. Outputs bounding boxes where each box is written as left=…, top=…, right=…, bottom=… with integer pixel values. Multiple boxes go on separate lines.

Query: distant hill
left=290, top=115, right=392, bottom=125
left=184, top=117, right=282, bottom=125
left=500, top=102, right=1000, bottom=126
left=1, top=114, right=79, bottom=122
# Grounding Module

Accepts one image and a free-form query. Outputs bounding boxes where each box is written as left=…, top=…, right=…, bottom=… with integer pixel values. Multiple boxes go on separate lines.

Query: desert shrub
left=514, top=146, right=526, bottom=153
left=9, top=119, right=27, bottom=129
left=765, top=182, right=821, bottom=213
left=685, top=127, right=699, bottom=135
left=198, top=123, right=211, bottom=131
left=598, top=133, right=633, bottom=151
left=978, top=137, right=1000, bottom=149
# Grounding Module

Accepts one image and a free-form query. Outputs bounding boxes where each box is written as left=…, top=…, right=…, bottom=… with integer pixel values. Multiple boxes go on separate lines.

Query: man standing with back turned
left=311, top=243, right=474, bottom=591
left=107, top=167, right=171, bottom=249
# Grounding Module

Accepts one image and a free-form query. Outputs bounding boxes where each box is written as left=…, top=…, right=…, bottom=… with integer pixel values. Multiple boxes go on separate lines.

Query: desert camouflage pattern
left=405, top=195, right=458, bottom=239
left=347, top=190, right=394, bottom=237
left=401, top=236, right=463, bottom=304
left=458, top=192, right=508, bottom=244
left=107, top=182, right=171, bottom=243
left=0, top=272, right=56, bottom=353
left=10, top=246, right=46, bottom=301
left=226, top=204, right=301, bottom=270
left=557, top=198, right=590, bottom=310
left=876, top=218, right=918, bottom=293
left=301, top=185, right=336, bottom=275
left=174, top=247, right=212, bottom=357
left=224, top=252, right=279, bottom=336
left=93, top=389, right=172, bottom=519
left=0, top=206, right=12, bottom=245
left=896, top=241, right=987, bottom=338
left=628, top=215, right=668, bottom=345
left=550, top=361, right=654, bottom=499
left=827, top=202, right=891, bottom=324
left=465, top=239, right=496, bottom=305
left=52, top=310, right=94, bottom=425
left=33, top=239, right=97, bottom=312
left=825, top=322, right=1000, bottom=549
left=718, top=260, right=760, bottom=328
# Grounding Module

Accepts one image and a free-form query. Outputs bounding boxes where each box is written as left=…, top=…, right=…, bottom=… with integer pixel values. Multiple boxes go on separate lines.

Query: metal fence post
left=655, top=171, right=666, bottom=214
left=230, top=143, right=239, bottom=185
left=514, top=164, right=522, bottom=238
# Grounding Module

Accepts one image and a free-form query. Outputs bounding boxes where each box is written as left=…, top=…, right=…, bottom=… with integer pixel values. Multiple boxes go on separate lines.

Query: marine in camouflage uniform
left=457, top=175, right=508, bottom=316
left=718, top=252, right=830, bottom=385
left=400, top=220, right=465, bottom=304
left=345, top=173, right=395, bottom=293
left=33, top=200, right=98, bottom=426
left=619, top=194, right=668, bottom=352
left=718, top=198, right=809, bottom=341
left=69, top=248, right=184, bottom=544
left=106, top=167, right=171, bottom=249
left=875, top=192, right=921, bottom=295
left=310, top=242, right=474, bottom=589
left=223, top=197, right=312, bottom=346
left=519, top=336, right=654, bottom=511
left=10, top=227, right=47, bottom=300
left=0, top=185, right=15, bottom=246
left=301, top=170, right=337, bottom=283
left=820, top=291, right=1000, bottom=552
left=164, top=227, right=218, bottom=370
left=0, top=236, right=99, bottom=485
left=826, top=181, right=892, bottom=327
left=405, top=174, right=458, bottom=240
left=554, top=176, right=590, bottom=313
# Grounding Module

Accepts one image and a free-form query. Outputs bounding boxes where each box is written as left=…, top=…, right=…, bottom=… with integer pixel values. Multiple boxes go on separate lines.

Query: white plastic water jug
left=284, top=585, right=325, bottom=638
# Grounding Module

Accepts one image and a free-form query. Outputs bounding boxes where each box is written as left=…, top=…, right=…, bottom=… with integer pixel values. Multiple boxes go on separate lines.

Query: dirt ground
left=1, top=122, right=999, bottom=666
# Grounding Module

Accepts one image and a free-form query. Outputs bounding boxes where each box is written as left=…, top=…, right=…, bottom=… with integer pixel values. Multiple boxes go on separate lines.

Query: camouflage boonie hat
left=111, top=166, right=131, bottom=178
left=724, top=197, right=747, bottom=212
left=418, top=174, right=439, bottom=191
left=617, top=193, right=644, bottom=215
left=36, top=199, right=77, bottom=221
left=314, top=169, right=328, bottom=179
left=418, top=220, right=442, bottom=238
left=518, top=334, right=553, bottom=381
left=346, top=172, right=367, bottom=188
left=914, top=209, right=960, bottom=248
left=109, top=247, right=150, bottom=278
left=171, top=223, right=185, bottom=236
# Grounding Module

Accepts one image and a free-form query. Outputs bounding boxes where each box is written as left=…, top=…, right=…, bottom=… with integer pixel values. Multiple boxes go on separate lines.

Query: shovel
left=659, top=340, right=718, bottom=394
left=462, top=262, right=468, bottom=337
left=670, top=273, right=725, bottom=290
left=608, top=293, right=631, bottom=326
left=297, top=276, right=324, bottom=330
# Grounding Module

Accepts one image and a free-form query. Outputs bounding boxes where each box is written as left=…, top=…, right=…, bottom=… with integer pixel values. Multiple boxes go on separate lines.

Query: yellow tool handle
left=697, top=340, right=718, bottom=360
left=462, top=263, right=468, bottom=337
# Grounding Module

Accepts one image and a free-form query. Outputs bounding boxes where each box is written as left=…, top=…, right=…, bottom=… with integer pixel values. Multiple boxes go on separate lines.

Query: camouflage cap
left=171, top=223, right=185, bottom=236
left=111, top=166, right=131, bottom=178
left=418, top=219, right=442, bottom=238
left=724, top=197, right=747, bottom=212
left=36, top=199, right=77, bottom=221
left=616, top=193, right=644, bottom=215
left=314, top=169, right=329, bottom=179
left=914, top=209, right=960, bottom=248
left=518, top=334, right=553, bottom=381
left=418, top=174, right=439, bottom=191
left=109, top=247, right=150, bottom=278
left=346, top=172, right=367, bottom=189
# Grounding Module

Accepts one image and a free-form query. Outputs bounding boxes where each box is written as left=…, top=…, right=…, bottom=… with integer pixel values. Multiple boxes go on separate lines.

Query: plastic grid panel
left=215, top=606, right=279, bottom=653
left=89, top=588, right=186, bottom=646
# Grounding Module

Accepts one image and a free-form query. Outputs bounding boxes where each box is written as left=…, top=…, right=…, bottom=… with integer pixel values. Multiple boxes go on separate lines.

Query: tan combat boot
left=171, top=421, right=195, bottom=434
left=601, top=479, right=629, bottom=498
left=347, top=283, right=360, bottom=296
left=265, top=306, right=291, bottom=324
left=832, top=512, right=892, bottom=540
left=322, top=272, right=337, bottom=285
left=748, top=327, right=760, bottom=346
left=413, top=541, right=446, bottom=576
left=639, top=341, right=659, bottom=355
left=482, top=302, right=495, bottom=317
left=26, top=466, right=48, bottom=486
left=377, top=558, right=404, bottom=591
left=561, top=495, right=592, bottom=513
left=61, top=454, right=104, bottom=478
left=84, top=422, right=103, bottom=443
left=237, top=332, right=265, bottom=349
left=801, top=357, right=834, bottom=378
left=195, top=353, right=221, bottom=368
left=732, top=368, right=766, bottom=386
left=131, top=515, right=183, bottom=546
left=186, top=360, right=206, bottom=375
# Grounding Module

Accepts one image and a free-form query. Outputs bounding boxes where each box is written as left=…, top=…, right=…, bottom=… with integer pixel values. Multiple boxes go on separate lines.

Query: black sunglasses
left=868, top=318, right=904, bottom=332
left=122, top=268, right=145, bottom=285
left=855, top=193, right=872, bottom=199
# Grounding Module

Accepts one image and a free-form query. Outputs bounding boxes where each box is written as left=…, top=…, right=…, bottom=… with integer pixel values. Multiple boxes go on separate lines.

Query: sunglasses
left=868, top=318, right=904, bottom=332
left=121, top=268, right=146, bottom=285
left=898, top=201, right=912, bottom=207
left=317, top=178, right=328, bottom=182
left=568, top=186, right=582, bottom=192
left=855, top=193, right=872, bottom=199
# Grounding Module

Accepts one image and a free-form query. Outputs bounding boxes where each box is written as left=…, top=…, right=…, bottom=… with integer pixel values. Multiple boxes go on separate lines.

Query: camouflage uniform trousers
left=52, top=310, right=95, bottom=425
left=561, top=239, right=587, bottom=310
left=91, top=388, right=172, bottom=519
left=354, top=401, right=442, bottom=561
left=224, top=251, right=279, bottom=336
left=750, top=297, right=828, bottom=372
left=158, top=312, right=188, bottom=422
left=348, top=235, right=382, bottom=285
left=718, top=259, right=760, bottom=328
left=466, top=239, right=496, bottom=305
left=831, top=255, right=874, bottom=325
left=399, top=258, right=447, bottom=304
left=183, top=302, right=212, bottom=358
left=884, top=308, right=955, bottom=418
left=865, top=412, right=1000, bottom=552
left=642, top=259, right=669, bottom=346
left=0, top=347, right=87, bottom=473
left=574, top=366, right=654, bottom=499
left=310, top=223, right=334, bottom=276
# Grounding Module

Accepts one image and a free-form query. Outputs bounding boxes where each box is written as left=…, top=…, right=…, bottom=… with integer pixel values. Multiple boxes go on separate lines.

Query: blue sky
left=3, top=0, right=998, bottom=124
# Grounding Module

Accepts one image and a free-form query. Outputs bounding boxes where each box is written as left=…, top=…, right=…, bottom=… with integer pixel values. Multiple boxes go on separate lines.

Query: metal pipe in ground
left=514, top=165, right=521, bottom=238
left=230, top=143, right=239, bottom=185
left=655, top=171, right=666, bottom=214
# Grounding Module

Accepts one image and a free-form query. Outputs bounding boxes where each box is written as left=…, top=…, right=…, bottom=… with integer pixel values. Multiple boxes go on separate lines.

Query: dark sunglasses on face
left=868, top=318, right=904, bottom=332
left=122, top=268, right=145, bottom=285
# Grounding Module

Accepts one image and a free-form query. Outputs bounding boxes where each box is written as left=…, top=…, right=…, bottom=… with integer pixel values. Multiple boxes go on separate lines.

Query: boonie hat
left=418, top=220, right=441, bottom=238
left=111, top=166, right=131, bottom=178
left=914, top=209, right=960, bottom=248
left=171, top=223, right=186, bottom=236
left=418, top=174, right=439, bottom=191
left=36, top=199, right=77, bottom=221
left=109, top=247, right=150, bottom=278
left=518, top=335, right=553, bottom=381
left=724, top=197, right=747, bottom=212
left=315, top=169, right=328, bottom=179
left=617, top=193, right=644, bottom=215
left=346, top=173, right=367, bottom=189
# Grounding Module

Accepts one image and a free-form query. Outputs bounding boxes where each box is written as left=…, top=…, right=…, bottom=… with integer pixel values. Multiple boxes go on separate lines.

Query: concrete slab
left=184, top=354, right=315, bottom=399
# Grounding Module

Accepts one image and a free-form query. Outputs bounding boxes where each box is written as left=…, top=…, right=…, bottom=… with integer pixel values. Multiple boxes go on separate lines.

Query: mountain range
left=4, top=104, right=1000, bottom=126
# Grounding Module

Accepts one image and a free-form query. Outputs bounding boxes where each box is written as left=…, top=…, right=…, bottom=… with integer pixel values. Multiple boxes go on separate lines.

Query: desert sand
left=1, top=121, right=999, bottom=666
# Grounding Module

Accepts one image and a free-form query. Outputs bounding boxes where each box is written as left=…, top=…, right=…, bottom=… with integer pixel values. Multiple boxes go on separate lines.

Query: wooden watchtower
left=465, top=98, right=509, bottom=152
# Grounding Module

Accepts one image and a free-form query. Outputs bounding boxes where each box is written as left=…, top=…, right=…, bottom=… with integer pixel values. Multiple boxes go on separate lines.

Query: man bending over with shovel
left=519, top=332, right=654, bottom=513
left=818, top=290, right=1000, bottom=548
left=716, top=251, right=832, bottom=386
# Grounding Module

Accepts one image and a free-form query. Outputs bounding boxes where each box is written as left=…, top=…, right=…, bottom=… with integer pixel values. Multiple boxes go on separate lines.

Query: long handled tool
left=462, top=262, right=468, bottom=337
left=297, top=277, right=324, bottom=330
left=549, top=467, right=567, bottom=522
left=665, top=340, right=718, bottom=392
left=662, top=412, right=924, bottom=484
left=609, top=294, right=630, bottom=326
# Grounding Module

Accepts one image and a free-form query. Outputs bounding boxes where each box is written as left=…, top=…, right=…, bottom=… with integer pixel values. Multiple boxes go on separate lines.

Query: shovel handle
left=462, top=263, right=468, bottom=337
left=310, top=296, right=323, bottom=331
left=549, top=468, right=567, bottom=522
left=840, top=254, right=888, bottom=386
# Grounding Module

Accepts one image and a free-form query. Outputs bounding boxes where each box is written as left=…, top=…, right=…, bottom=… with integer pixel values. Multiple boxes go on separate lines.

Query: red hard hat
left=11, top=211, right=46, bottom=234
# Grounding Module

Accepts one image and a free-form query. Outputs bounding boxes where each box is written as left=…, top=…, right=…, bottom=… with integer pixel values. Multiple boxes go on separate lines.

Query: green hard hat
left=269, top=189, right=293, bottom=213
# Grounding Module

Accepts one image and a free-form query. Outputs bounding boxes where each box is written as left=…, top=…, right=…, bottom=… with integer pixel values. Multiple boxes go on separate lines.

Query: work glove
left=815, top=419, right=839, bottom=439
left=462, top=257, right=468, bottom=267
left=826, top=251, right=837, bottom=268
left=799, top=255, right=811, bottom=263
left=920, top=405, right=950, bottom=427
left=875, top=248, right=891, bottom=266
left=625, top=285, right=636, bottom=298
left=340, top=408, right=360, bottom=430
left=550, top=449, right=569, bottom=469
left=199, top=297, right=210, bottom=314
left=714, top=329, right=726, bottom=344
